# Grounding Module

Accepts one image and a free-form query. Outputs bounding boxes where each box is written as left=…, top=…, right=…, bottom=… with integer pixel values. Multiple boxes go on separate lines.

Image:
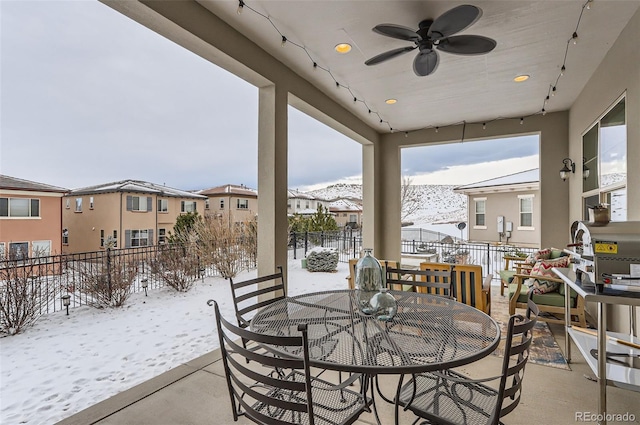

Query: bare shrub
left=78, top=249, right=137, bottom=308
left=149, top=244, right=199, bottom=292
left=194, top=215, right=256, bottom=279
left=0, top=254, right=55, bottom=335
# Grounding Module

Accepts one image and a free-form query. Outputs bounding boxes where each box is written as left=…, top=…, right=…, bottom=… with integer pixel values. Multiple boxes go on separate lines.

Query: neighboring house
left=454, top=169, right=540, bottom=248
left=0, top=175, right=68, bottom=258
left=198, top=184, right=257, bottom=223
left=287, top=190, right=327, bottom=215
left=62, top=180, right=207, bottom=253
left=329, top=198, right=363, bottom=229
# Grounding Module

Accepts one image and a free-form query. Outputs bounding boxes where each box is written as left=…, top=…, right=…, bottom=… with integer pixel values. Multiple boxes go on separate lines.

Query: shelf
left=568, top=327, right=640, bottom=392
left=553, top=267, right=640, bottom=306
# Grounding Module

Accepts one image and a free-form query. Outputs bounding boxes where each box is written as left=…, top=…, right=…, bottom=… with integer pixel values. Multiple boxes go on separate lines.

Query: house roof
left=329, top=199, right=362, bottom=212
left=68, top=179, right=206, bottom=199
left=199, top=184, right=257, bottom=198
left=453, top=169, right=539, bottom=193
left=0, top=175, right=68, bottom=193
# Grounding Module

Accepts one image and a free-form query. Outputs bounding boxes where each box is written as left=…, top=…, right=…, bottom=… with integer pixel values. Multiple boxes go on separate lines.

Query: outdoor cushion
left=525, top=248, right=552, bottom=265
left=509, top=283, right=576, bottom=308
left=526, top=257, right=570, bottom=294
left=499, top=270, right=516, bottom=284
left=549, top=248, right=567, bottom=259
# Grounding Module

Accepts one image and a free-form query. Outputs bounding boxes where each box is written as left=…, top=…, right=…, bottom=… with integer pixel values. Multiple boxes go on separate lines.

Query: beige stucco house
left=62, top=180, right=206, bottom=253
left=454, top=169, right=540, bottom=248
left=198, top=184, right=258, bottom=224
left=329, top=198, right=363, bottom=229
left=0, top=175, right=68, bottom=258
left=287, top=190, right=327, bottom=216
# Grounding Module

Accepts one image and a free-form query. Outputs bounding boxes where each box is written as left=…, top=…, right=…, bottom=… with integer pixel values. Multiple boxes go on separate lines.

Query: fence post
left=486, top=243, right=491, bottom=276
left=106, top=248, right=112, bottom=303
left=321, top=231, right=324, bottom=247
left=304, top=231, right=308, bottom=257
left=412, top=240, right=416, bottom=254
left=292, top=232, right=297, bottom=260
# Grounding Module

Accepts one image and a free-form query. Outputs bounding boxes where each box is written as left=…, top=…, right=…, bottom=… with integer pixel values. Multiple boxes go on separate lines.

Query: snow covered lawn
left=0, top=259, right=349, bottom=425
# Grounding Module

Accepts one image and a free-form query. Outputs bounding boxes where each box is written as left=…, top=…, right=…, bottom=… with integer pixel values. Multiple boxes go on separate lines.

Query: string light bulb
left=552, top=86, right=557, bottom=97
left=520, top=117, right=524, bottom=125
left=482, top=123, right=486, bottom=130
left=281, top=36, right=287, bottom=47
left=353, top=97, right=357, bottom=103
left=545, top=95, right=550, bottom=104
left=435, top=127, right=439, bottom=133
left=561, top=65, right=566, bottom=76
left=405, top=132, right=409, bottom=138
left=572, top=32, right=578, bottom=45
left=586, top=0, right=592, bottom=10
left=336, top=82, right=340, bottom=89
left=237, top=0, right=244, bottom=14
left=542, top=108, right=547, bottom=116
left=312, top=62, right=317, bottom=70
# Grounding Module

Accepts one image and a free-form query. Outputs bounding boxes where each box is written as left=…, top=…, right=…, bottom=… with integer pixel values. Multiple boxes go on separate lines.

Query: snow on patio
left=0, top=259, right=349, bottom=425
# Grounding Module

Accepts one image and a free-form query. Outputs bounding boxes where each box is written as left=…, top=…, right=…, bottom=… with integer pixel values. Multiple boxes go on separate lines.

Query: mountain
left=306, top=183, right=467, bottom=225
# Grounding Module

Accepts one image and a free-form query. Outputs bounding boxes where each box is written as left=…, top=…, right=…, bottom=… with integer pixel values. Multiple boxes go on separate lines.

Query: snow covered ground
left=0, top=259, right=350, bottom=425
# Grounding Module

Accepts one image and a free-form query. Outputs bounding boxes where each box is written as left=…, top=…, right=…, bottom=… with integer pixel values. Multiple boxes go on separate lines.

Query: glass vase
left=370, top=288, right=398, bottom=322
left=355, top=249, right=383, bottom=315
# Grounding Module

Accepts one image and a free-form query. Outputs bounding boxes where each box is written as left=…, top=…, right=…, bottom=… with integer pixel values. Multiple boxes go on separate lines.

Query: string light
left=235, top=0, right=592, bottom=135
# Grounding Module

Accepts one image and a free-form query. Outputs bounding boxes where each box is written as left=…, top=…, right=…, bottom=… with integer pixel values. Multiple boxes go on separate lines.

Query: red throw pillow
left=526, top=256, right=570, bottom=294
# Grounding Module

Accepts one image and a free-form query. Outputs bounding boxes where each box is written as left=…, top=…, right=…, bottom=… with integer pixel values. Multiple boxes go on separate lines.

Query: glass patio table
left=250, top=289, right=501, bottom=424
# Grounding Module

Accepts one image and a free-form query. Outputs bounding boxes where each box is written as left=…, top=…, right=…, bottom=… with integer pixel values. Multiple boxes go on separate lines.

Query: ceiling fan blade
left=437, top=35, right=497, bottom=55
left=365, top=46, right=416, bottom=66
left=373, top=24, right=420, bottom=41
left=413, top=50, right=439, bottom=76
left=428, top=5, right=482, bottom=40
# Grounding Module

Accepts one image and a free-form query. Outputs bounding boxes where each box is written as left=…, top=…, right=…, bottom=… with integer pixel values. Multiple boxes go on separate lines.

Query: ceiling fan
left=364, top=4, right=496, bottom=76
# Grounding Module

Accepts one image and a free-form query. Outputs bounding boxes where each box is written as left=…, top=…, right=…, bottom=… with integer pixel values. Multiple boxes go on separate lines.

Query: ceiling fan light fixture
left=385, top=98, right=397, bottom=105
left=513, top=74, right=529, bottom=82
left=334, top=43, right=352, bottom=54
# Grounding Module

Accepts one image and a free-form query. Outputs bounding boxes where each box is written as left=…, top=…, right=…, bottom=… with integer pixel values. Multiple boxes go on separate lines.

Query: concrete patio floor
left=56, top=322, right=639, bottom=425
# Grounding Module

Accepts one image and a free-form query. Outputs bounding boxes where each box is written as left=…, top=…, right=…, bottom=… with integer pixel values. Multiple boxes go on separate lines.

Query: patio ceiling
left=196, top=0, right=638, bottom=134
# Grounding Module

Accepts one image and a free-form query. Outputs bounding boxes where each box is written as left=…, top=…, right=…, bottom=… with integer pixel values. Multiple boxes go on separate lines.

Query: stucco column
left=361, top=143, right=375, bottom=253
left=374, top=139, right=402, bottom=262
left=257, top=84, right=289, bottom=285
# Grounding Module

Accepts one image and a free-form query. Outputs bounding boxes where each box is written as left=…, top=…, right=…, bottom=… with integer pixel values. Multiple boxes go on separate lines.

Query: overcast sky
left=1, top=1, right=538, bottom=192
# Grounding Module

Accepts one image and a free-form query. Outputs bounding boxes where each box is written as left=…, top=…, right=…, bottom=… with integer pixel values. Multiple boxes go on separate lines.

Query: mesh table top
left=250, top=290, right=500, bottom=375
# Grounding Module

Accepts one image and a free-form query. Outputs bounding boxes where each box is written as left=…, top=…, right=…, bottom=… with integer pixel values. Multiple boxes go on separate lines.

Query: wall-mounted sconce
left=560, top=158, right=575, bottom=181
left=61, top=294, right=71, bottom=316
left=582, top=157, right=590, bottom=180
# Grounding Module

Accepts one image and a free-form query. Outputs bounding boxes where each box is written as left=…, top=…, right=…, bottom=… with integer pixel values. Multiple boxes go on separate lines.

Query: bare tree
left=78, top=249, right=137, bottom=308
left=193, top=215, right=251, bottom=279
left=149, top=243, right=199, bottom=292
left=401, top=175, right=421, bottom=222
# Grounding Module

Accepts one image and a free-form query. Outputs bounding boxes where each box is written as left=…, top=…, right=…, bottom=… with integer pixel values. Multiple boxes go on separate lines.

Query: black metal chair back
left=212, top=300, right=316, bottom=425
left=493, top=297, right=539, bottom=423
left=228, top=266, right=285, bottom=328
left=385, top=264, right=453, bottom=298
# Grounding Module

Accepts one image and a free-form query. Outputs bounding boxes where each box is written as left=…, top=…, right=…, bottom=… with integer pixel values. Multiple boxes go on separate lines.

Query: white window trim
left=517, top=226, right=536, bottom=231
left=473, top=197, right=486, bottom=228
left=158, top=198, right=169, bottom=213
left=473, top=225, right=488, bottom=230
left=518, top=194, right=535, bottom=229
left=32, top=240, right=51, bottom=257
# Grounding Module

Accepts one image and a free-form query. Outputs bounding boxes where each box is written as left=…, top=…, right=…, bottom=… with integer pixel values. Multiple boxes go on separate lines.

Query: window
left=158, top=228, right=166, bottom=244
left=205, top=199, right=210, bottom=210
left=9, top=242, right=29, bottom=260
left=181, top=201, right=196, bottom=213
left=111, top=230, right=118, bottom=248
left=296, top=201, right=300, bottom=208
left=100, top=229, right=105, bottom=247
left=220, top=199, right=225, bottom=209
left=237, top=199, right=248, bottom=209
left=127, top=229, right=152, bottom=247
left=75, top=198, right=82, bottom=212
left=89, top=196, right=94, bottom=209
left=474, top=198, right=486, bottom=228
left=127, top=195, right=151, bottom=212
left=582, top=96, right=627, bottom=221
left=65, top=198, right=70, bottom=209
left=349, top=214, right=357, bottom=223
left=0, top=198, right=40, bottom=217
left=305, top=201, right=310, bottom=209
left=32, top=240, right=51, bottom=257
left=62, top=229, right=69, bottom=245
left=158, top=199, right=168, bottom=213
left=518, top=195, right=534, bottom=229
left=0, top=242, right=5, bottom=258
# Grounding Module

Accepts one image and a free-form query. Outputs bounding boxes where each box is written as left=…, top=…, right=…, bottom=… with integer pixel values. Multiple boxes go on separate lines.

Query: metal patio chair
left=212, top=301, right=369, bottom=425
left=396, top=297, right=540, bottom=425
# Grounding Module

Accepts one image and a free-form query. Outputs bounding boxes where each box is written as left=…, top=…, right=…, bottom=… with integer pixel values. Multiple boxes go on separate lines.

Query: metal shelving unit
left=553, top=267, right=640, bottom=424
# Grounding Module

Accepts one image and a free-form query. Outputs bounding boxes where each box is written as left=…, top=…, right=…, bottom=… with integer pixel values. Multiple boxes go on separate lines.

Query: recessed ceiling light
left=385, top=98, right=397, bottom=105
left=334, top=43, right=352, bottom=54
left=514, top=75, right=530, bottom=82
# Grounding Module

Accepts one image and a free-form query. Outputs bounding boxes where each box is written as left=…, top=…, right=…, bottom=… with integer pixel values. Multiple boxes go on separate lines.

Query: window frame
left=130, top=229, right=150, bottom=247
left=473, top=198, right=487, bottom=229
left=181, top=200, right=197, bottom=213
left=158, top=198, right=169, bottom=213
left=517, top=194, right=535, bottom=230
left=75, top=197, right=82, bottom=212
left=32, top=240, right=51, bottom=257
left=0, top=197, right=41, bottom=218
left=236, top=198, right=249, bottom=209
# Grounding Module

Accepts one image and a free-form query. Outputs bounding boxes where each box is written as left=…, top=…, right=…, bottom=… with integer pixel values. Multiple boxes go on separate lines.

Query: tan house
left=454, top=169, right=540, bottom=248
left=0, top=175, right=68, bottom=258
left=329, top=198, right=363, bottom=229
left=287, top=190, right=327, bottom=216
left=198, top=184, right=258, bottom=224
left=62, top=180, right=206, bottom=253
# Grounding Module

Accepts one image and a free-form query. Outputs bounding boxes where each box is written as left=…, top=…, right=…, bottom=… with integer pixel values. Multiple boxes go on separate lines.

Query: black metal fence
left=0, top=243, right=256, bottom=316
left=290, top=230, right=537, bottom=277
